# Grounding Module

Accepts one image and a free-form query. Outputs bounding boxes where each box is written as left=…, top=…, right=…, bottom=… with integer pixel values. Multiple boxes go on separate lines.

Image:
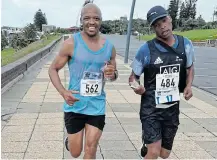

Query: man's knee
left=84, top=141, right=98, bottom=156
left=69, top=148, right=82, bottom=158
left=68, top=141, right=83, bottom=158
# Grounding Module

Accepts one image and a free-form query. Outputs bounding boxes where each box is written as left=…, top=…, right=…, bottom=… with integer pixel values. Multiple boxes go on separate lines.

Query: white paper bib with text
left=80, top=71, right=103, bottom=97
left=155, top=64, right=180, bottom=105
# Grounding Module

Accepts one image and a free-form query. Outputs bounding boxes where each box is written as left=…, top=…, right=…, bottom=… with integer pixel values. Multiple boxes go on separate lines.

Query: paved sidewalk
left=1, top=39, right=217, bottom=159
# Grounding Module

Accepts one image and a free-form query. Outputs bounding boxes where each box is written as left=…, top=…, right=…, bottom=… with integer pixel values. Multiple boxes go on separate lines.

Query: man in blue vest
left=49, top=3, right=118, bottom=159
left=129, top=5, right=195, bottom=159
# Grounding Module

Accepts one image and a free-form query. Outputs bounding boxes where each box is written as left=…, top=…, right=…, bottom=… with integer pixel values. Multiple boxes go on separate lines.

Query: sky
left=1, top=0, right=217, bottom=28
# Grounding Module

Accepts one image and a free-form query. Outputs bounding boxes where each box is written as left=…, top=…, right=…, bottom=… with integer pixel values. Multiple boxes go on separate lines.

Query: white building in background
left=1, top=26, right=22, bottom=32
left=1, top=26, right=23, bottom=45
left=1, top=26, right=23, bottom=38
left=42, top=24, right=56, bottom=33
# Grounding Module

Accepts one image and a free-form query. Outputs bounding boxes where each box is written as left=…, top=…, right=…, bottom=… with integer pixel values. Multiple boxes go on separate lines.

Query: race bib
left=155, top=64, right=180, bottom=105
left=156, top=73, right=179, bottom=91
left=155, top=89, right=180, bottom=105
left=80, top=71, right=103, bottom=96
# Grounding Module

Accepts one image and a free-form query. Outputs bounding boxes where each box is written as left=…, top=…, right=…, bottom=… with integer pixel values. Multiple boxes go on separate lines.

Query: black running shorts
left=64, top=112, right=105, bottom=134
left=140, top=102, right=180, bottom=150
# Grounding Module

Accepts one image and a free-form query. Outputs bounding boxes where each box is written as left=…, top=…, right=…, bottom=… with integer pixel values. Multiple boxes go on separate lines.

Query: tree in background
left=197, top=15, right=206, bottom=28
left=132, top=18, right=147, bottom=34
left=190, top=2, right=197, bottom=19
left=168, top=0, right=180, bottom=29
left=11, top=34, right=20, bottom=51
left=10, top=34, right=29, bottom=51
left=179, top=2, right=187, bottom=19
left=23, top=23, right=37, bottom=43
left=183, top=18, right=198, bottom=30
left=34, top=9, right=47, bottom=31
left=10, top=23, right=37, bottom=51
left=56, top=27, right=71, bottom=34
left=43, top=13, right=48, bottom=25
left=178, top=0, right=198, bottom=28
left=100, top=23, right=112, bottom=34
left=183, top=0, right=197, bottom=19
left=100, top=18, right=149, bottom=34
left=18, top=37, right=29, bottom=49
left=1, top=34, right=8, bottom=50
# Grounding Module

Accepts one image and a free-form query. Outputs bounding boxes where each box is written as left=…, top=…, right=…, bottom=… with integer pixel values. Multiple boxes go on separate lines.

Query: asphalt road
left=104, top=34, right=217, bottom=95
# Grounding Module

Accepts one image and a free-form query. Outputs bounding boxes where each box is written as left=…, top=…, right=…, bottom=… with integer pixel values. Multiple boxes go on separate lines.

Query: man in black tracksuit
left=129, top=6, right=195, bottom=159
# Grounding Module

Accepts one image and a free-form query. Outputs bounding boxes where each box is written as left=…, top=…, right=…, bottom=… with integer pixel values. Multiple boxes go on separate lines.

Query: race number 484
left=161, top=78, right=175, bottom=88
left=156, top=73, right=179, bottom=91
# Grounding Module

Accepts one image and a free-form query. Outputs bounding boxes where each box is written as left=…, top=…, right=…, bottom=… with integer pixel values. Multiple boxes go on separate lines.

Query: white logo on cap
left=150, top=12, right=157, bottom=16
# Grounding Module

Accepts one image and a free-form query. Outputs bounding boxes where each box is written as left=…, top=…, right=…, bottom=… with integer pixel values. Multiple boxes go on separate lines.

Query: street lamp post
left=124, top=0, right=136, bottom=64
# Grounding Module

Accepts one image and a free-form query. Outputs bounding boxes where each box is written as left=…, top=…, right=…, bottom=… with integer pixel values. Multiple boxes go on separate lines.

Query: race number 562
left=86, top=84, right=98, bottom=93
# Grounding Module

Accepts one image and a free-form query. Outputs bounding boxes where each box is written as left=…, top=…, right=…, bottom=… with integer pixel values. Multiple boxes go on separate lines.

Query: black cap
left=147, top=6, right=168, bottom=26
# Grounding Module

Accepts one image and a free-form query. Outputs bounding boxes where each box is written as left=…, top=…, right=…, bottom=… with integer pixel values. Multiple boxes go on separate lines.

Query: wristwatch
left=114, top=70, right=118, bottom=79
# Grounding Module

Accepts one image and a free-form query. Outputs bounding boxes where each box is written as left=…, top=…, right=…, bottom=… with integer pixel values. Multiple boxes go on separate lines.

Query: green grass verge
left=1, top=48, right=15, bottom=60
left=1, top=35, right=61, bottom=66
left=141, top=29, right=217, bottom=41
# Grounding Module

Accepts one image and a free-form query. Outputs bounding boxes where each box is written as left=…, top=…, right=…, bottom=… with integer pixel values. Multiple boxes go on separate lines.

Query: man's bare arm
left=110, top=47, right=118, bottom=80
left=129, top=70, right=145, bottom=95
left=48, top=38, right=73, bottom=96
left=103, top=46, right=118, bottom=81
left=183, top=64, right=194, bottom=100
left=129, top=70, right=141, bottom=84
left=186, top=64, right=194, bottom=87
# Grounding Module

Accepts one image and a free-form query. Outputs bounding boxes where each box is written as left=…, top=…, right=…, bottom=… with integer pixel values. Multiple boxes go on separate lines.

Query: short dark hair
left=83, top=0, right=93, bottom=7
left=80, top=3, right=102, bottom=20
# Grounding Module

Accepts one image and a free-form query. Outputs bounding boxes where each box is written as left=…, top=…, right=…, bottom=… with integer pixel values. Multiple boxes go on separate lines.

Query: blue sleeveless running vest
left=63, top=32, right=113, bottom=115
